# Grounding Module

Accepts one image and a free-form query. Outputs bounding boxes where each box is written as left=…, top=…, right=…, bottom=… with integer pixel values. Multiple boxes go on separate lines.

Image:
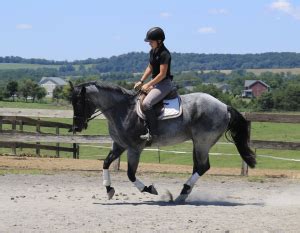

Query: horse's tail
left=226, top=106, right=256, bottom=168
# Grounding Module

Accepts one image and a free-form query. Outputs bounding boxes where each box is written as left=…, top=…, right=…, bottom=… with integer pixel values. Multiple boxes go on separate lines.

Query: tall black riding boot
left=140, top=109, right=158, bottom=141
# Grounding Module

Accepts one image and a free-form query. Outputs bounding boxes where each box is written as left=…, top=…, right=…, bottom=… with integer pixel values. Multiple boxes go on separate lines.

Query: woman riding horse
left=134, top=27, right=174, bottom=142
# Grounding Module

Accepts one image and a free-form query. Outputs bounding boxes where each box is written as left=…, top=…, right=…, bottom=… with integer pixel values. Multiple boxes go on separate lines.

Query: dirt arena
left=0, top=156, right=300, bottom=232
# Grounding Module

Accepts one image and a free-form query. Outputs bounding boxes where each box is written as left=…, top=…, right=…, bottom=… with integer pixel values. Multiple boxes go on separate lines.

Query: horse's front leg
left=127, top=148, right=158, bottom=195
left=103, top=142, right=125, bottom=199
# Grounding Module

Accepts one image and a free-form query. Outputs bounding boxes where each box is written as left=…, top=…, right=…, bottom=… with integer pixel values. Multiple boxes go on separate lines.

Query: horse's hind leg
left=175, top=143, right=210, bottom=203
left=103, top=142, right=125, bottom=199
left=127, top=148, right=158, bottom=195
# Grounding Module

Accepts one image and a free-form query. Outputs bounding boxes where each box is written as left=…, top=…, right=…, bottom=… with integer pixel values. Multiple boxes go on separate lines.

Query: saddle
left=136, top=87, right=182, bottom=120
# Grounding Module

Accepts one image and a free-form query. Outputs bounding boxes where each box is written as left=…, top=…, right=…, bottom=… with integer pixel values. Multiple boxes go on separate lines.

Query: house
left=39, top=77, right=67, bottom=98
left=242, top=80, right=270, bottom=98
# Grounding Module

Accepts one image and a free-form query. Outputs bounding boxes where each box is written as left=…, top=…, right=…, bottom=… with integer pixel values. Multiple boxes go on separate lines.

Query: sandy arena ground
left=0, top=156, right=300, bottom=232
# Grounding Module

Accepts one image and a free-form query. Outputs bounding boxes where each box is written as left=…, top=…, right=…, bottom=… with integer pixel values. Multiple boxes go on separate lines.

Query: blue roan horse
left=70, top=81, right=256, bottom=202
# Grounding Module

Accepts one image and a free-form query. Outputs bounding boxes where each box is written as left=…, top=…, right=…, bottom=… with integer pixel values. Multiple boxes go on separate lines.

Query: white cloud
left=270, top=0, right=300, bottom=20
left=270, top=0, right=291, bottom=12
left=16, top=24, right=33, bottom=30
left=209, top=8, right=229, bottom=15
left=160, top=12, right=171, bottom=18
left=197, top=27, right=216, bottom=34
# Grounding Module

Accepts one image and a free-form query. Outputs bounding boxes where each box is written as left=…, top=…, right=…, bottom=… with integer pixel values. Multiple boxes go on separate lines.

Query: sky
left=1, top=0, right=300, bottom=61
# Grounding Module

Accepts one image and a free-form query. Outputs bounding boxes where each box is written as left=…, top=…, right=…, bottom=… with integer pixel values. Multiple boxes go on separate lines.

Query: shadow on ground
left=94, top=200, right=263, bottom=207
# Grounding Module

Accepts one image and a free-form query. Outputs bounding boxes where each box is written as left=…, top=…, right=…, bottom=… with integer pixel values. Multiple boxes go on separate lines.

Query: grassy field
left=0, top=63, right=61, bottom=70
left=0, top=63, right=93, bottom=70
left=201, top=68, right=300, bottom=75
left=1, top=63, right=300, bottom=75
left=0, top=115, right=299, bottom=170
left=0, top=100, right=299, bottom=170
left=0, top=100, right=72, bottom=110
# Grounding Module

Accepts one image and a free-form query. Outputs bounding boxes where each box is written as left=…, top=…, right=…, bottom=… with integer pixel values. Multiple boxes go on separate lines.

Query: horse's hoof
left=142, top=185, right=158, bottom=195
left=149, top=185, right=158, bottom=195
left=107, top=186, right=115, bottom=200
left=175, top=194, right=188, bottom=203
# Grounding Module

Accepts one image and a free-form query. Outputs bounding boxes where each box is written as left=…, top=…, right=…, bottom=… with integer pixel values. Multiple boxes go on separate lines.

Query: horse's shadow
left=93, top=200, right=263, bottom=207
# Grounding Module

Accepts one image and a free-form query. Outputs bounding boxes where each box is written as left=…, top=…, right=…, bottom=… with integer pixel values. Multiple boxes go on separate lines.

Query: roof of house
left=244, top=80, right=270, bottom=88
left=39, top=77, right=67, bottom=86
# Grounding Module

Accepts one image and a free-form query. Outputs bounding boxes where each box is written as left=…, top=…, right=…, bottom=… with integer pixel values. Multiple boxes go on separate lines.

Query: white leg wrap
left=103, top=169, right=111, bottom=186
left=133, top=178, right=145, bottom=192
left=186, top=173, right=200, bottom=187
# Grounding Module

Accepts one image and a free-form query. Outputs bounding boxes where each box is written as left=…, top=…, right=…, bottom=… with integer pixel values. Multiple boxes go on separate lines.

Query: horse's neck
left=90, top=88, right=137, bottom=123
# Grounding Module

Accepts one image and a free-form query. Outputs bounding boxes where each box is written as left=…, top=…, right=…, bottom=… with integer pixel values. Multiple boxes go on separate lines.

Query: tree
left=19, top=79, right=42, bottom=102
left=52, top=86, right=64, bottom=102
left=257, top=92, right=274, bottom=111
left=280, top=84, right=300, bottom=111
left=36, top=86, right=47, bottom=102
left=19, top=80, right=34, bottom=102
left=62, top=85, right=72, bottom=101
left=193, top=83, right=232, bottom=105
left=6, top=81, right=18, bottom=101
left=0, top=87, right=5, bottom=101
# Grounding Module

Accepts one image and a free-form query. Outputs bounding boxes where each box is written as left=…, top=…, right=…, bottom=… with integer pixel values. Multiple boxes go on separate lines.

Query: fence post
left=157, top=145, right=161, bottom=163
left=36, top=118, right=40, bottom=156
left=19, top=120, right=23, bottom=152
left=73, top=143, right=79, bottom=159
left=241, top=120, right=251, bottom=176
left=56, top=127, right=60, bottom=157
left=12, top=116, right=17, bottom=155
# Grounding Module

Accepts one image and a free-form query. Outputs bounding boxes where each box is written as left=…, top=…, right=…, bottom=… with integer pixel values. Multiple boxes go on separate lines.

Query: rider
left=134, top=27, right=174, bottom=141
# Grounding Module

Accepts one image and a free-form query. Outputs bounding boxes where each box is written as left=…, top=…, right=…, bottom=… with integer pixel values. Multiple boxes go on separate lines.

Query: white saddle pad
left=136, top=96, right=182, bottom=120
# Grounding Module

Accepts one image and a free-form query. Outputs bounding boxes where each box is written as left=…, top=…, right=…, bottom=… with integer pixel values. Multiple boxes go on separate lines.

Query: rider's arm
left=140, top=64, right=152, bottom=83
left=147, top=63, right=168, bottom=86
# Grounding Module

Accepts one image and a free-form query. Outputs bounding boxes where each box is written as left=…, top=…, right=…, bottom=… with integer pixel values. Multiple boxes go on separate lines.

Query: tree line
left=2, top=52, right=300, bottom=72
left=1, top=69, right=299, bottom=111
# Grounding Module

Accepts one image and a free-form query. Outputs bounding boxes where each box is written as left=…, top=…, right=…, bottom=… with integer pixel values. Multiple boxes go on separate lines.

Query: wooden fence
left=0, top=108, right=108, bottom=158
left=0, top=115, right=80, bottom=158
left=0, top=108, right=299, bottom=174
left=241, top=112, right=300, bottom=175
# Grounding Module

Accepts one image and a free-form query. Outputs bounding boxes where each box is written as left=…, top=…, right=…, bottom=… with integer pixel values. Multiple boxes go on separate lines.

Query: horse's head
left=69, top=82, right=97, bottom=133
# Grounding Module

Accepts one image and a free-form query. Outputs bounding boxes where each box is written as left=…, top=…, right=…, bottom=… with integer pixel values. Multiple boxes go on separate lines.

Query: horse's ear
left=69, top=81, right=74, bottom=91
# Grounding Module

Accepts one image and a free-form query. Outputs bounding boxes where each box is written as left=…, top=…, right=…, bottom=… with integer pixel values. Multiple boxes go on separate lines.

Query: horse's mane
left=76, top=81, right=136, bottom=96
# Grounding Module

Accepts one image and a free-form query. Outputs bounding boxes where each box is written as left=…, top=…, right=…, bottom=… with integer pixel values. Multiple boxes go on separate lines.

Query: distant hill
left=1, top=52, right=300, bottom=72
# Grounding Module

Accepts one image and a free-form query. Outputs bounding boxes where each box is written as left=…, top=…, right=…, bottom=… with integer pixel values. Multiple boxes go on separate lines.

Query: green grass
left=202, top=68, right=300, bottom=75
left=0, top=63, right=93, bottom=70
left=0, top=99, right=299, bottom=170
left=251, top=122, right=300, bottom=142
left=0, top=100, right=72, bottom=110
left=1, top=119, right=299, bottom=171
left=0, top=63, right=61, bottom=70
left=0, top=168, right=54, bottom=175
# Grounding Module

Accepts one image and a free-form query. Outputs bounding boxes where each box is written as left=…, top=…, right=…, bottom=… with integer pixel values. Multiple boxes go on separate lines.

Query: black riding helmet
left=144, top=27, right=165, bottom=42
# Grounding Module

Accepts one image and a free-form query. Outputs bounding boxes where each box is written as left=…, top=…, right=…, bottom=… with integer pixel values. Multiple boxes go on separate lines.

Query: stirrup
left=140, top=132, right=152, bottom=141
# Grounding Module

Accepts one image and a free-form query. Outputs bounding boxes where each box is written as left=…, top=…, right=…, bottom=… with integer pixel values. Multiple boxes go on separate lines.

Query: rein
left=84, top=88, right=142, bottom=123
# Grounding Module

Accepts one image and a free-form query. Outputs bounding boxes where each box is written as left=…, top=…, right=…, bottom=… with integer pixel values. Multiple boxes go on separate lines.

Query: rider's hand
left=141, top=83, right=153, bottom=93
left=134, top=81, right=143, bottom=91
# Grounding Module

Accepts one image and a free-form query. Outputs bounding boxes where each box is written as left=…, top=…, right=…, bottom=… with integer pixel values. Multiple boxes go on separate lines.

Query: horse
left=69, top=81, right=256, bottom=202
